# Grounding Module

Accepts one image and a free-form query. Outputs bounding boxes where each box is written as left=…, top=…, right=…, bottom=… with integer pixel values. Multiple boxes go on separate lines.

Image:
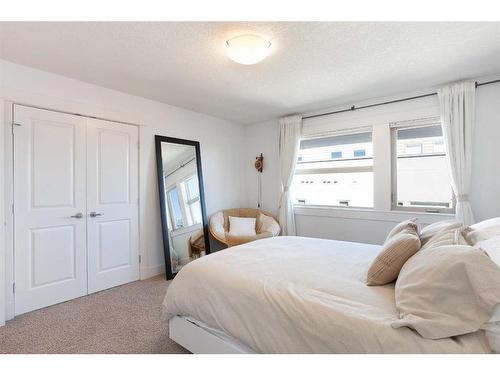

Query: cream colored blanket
left=162, top=236, right=490, bottom=353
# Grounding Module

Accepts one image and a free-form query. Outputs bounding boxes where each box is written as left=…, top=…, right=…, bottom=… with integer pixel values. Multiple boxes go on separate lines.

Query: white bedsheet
left=163, top=236, right=491, bottom=353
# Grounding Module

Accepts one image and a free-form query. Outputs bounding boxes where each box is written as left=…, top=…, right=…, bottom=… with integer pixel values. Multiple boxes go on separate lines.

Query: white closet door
left=14, top=105, right=88, bottom=315
left=86, top=118, right=139, bottom=293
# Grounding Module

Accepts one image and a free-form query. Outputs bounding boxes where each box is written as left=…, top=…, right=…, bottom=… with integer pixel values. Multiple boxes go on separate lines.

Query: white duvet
left=162, top=236, right=491, bottom=353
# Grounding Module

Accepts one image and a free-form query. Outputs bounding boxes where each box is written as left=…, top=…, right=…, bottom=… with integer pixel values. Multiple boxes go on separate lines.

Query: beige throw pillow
left=367, top=228, right=421, bottom=286
left=392, top=245, right=500, bottom=339
left=385, top=219, right=419, bottom=243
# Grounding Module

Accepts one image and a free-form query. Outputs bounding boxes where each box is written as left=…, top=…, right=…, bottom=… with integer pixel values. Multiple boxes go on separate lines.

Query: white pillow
left=467, top=217, right=500, bottom=245
left=392, top=245, right=500, bottom=339
left=419, top=220, right=461, bottom=246
left=477, top=235, right=500, bottom=267
left=471, top=217, right=500, bottom=231
left=483, top=323, right=500, bottom=353
left=475, top=235, right=500, bottom=323
left=228, top=216, right=256, bottom=236
left=472, top=231, right=500, bottom=352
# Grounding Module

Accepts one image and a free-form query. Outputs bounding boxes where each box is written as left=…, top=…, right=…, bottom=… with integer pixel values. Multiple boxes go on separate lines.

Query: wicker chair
left=209, top=208, right=281, bottom=247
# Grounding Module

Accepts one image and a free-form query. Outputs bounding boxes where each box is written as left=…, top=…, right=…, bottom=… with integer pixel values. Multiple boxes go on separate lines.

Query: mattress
left=163, top=236, right=491, bottom=353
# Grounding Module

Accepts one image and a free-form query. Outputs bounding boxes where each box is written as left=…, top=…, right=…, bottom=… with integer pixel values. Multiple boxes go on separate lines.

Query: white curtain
left=278, top=115, right=302, bottom=236
left=437, top=81, right=476, bottom=225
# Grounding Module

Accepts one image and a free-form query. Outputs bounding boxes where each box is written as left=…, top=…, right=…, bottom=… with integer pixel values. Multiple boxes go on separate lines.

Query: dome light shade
left=226, top=34, right=271, bottom=65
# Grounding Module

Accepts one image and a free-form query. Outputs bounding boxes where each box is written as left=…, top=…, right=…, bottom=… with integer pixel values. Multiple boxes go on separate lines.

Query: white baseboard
left=4, top=301, right=14, bottom=322
left=140, top=264, right=165, bottom=280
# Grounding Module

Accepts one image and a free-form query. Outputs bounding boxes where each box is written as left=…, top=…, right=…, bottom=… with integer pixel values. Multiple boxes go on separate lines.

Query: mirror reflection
left=156, top=136, right=209, bottom=278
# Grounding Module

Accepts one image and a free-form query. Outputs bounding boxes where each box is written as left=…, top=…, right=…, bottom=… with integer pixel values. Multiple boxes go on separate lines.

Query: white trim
left=390, top=121, right=455, bottom=214
left=170, top=223, right=202, bottom=238
left=294, top=205, right=454, bottom=225
left=372, top=123, right=392, bottom=211
left=3, top=102, right=14, bottom=321
left=140, top=265, right=165, bottom=280
left=302, top=94, right=440, bottom=138
left=389, top=116, right=440, bottom=129
left=295, top=166, right=373, bottom=175
left=301, top=125, right=373, bottom=140
left=0, top=99, right=5, bottom=326
left=169, top=316, right=254, bottom=354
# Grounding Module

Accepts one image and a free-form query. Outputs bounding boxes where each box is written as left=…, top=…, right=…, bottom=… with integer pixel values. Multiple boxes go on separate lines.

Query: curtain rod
left=165, top=157, right=196, bottom=178
left=302, top=79, right=500, bottom=120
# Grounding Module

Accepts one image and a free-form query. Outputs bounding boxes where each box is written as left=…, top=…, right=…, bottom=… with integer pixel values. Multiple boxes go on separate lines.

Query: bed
left=162, top=236, right=491, bottom=354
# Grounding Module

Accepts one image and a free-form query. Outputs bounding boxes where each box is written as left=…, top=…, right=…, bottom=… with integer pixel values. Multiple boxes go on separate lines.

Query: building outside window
left=353, top=149, right=366, bottom=157
left=293, top=131, right=373, bottom=208
left=293, top=117, right=454, bottom=213
left=392, top=123, right=454, bottom=212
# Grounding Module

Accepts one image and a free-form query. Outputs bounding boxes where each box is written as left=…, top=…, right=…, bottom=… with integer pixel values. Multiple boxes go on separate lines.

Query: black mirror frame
left=155, top=135, right=211, bottom=280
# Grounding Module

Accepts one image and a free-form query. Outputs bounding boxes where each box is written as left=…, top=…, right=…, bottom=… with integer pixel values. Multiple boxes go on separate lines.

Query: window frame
left=293, top=128, right=375, bottom=209
left=166, top=186, right=185, bottom=230
left=181, top=174, right=202, bottom=226
left=390, top=121, right=456, bottom=214
left=165, top=172, right=203, bottom=230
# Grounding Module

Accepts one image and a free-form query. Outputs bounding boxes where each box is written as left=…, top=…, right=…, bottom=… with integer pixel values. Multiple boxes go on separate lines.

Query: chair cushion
left=256, top=213, right=281, bottom=236
left=226, top=232, right=272, bottom=247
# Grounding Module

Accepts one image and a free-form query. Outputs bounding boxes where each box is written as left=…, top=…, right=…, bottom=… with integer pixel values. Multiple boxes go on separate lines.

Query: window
left=182, top=175, right=202, bottom=226
left=392, top=124, right=454, bottom=212
left=293, top=131, right=373, bottom=208
left=167, top=188, right=184, bottom=229
left=405, top=143, right=422, bottom=155
left=353, top=149, right=366, bottom=157
left=165, top=173, right=202, bottom=230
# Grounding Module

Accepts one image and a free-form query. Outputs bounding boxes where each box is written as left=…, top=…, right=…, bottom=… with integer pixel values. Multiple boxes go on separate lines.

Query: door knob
left=90, top=211, right=104, bottom=217
left=70, top=212, right=83, bottom=219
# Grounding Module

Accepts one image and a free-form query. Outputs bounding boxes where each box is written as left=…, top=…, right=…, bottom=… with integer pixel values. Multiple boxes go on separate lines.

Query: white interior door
left=14, top=105, right=88, bottom=315
left=86, top=118, right=139, bottom=293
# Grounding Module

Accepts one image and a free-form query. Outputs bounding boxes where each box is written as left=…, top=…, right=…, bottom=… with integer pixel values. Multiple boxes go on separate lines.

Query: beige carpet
left=0, top=275, right=189, bottom=354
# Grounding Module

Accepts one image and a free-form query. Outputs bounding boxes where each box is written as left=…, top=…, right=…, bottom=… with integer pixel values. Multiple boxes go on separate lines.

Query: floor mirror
left=155, top=135, right=210, bottom=279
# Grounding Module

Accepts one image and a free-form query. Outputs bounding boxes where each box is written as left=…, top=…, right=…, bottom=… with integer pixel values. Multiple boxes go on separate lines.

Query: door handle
left=90, top=212, right=104, bottom=218
left=70, top=212, right=83, bottom=219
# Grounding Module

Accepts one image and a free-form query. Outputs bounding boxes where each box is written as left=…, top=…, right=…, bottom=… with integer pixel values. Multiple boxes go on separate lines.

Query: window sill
left=170, top=223, right=202, bottom=237
left=293, top=205, right=454, bottom=225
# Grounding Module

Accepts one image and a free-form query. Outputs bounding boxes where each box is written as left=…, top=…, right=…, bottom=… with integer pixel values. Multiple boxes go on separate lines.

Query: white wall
left=0, top=98, right=5, bottom=326
left=0, top=60, right=246, bottom=322
left=244, top=76, right=500, bottom=244
left=244, top=119, right=281, bottom=213
left=470, top=83, right=500, bottom=221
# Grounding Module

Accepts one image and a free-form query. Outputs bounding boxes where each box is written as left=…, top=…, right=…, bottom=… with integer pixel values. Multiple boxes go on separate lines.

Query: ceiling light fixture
left=226, top=34, right=271, bottom=65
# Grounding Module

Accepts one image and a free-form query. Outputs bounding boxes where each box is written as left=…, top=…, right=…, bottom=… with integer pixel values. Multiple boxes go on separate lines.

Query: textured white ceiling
left=1, top=22, right=499, bottom=124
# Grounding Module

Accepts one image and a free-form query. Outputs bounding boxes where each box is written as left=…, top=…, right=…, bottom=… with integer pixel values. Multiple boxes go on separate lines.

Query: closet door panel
left=86, top=118, right=139, bottom=293
left=13, top=105, right=88, bottom=315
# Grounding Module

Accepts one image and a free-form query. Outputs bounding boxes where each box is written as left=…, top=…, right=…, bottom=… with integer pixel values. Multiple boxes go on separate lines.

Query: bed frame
left=169, top=316, right=254, bottom=354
